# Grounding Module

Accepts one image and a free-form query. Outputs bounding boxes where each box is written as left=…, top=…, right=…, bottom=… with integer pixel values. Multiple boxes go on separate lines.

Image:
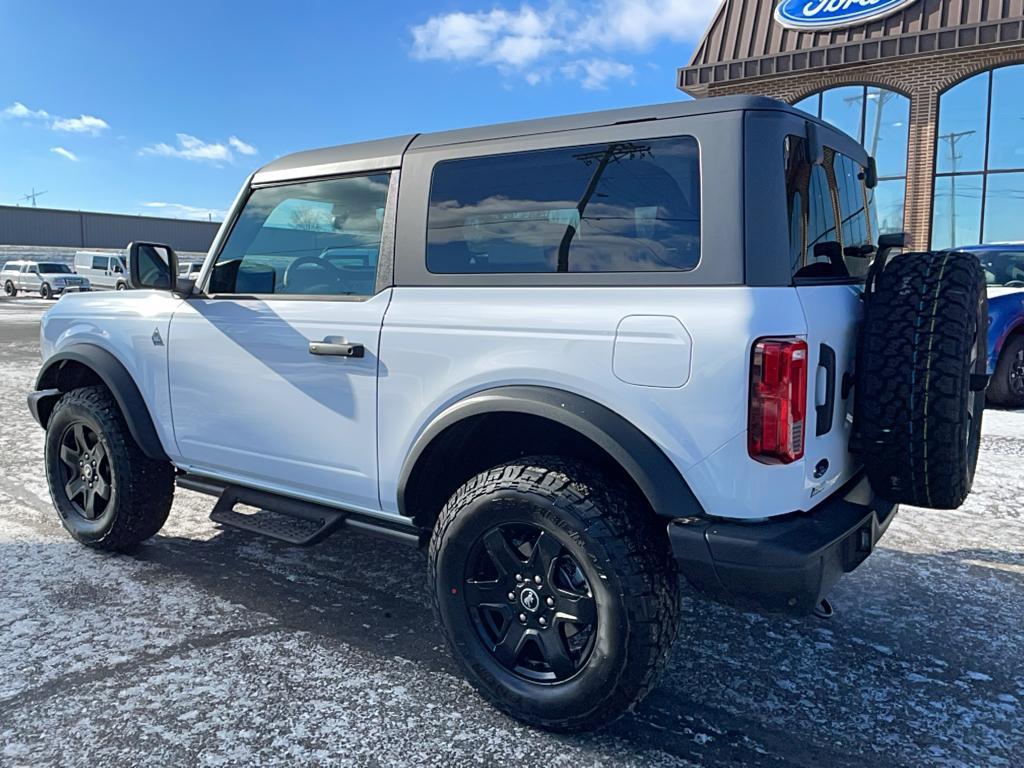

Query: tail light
left=748, top=337, right=808, bottom=464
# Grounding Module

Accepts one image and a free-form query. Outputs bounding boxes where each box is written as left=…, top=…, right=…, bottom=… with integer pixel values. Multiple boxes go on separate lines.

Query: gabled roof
left=679, top=0, right=1024, bottom=96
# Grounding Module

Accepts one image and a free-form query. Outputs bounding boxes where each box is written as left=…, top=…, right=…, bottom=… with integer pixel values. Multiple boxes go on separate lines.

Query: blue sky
left=0, top=1, right=718, bottom=220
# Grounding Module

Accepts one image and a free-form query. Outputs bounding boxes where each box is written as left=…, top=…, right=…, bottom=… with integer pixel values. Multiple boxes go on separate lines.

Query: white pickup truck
left=2, top=260, right=90, bottom=298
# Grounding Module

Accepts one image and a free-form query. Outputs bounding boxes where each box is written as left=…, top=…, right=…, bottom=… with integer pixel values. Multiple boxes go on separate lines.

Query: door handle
left=308, top=338, right=364, bottom=358
left=815, top=343, right=836, bottom=437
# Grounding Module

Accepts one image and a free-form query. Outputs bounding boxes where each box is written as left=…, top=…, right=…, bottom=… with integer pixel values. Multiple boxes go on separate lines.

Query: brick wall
left=703, top=46, right=1024, bottom=251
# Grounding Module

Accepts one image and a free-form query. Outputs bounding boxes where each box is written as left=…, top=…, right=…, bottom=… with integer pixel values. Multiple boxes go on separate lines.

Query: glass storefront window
left=987, top=66, right=1024, bottom=171
left=935, top=74, right=988, bottom=174
left=873, top=179, right=905, bottom=235
left=982, top=173, right=1024, bottom=243
left=796, top=85, right=909, bottom=239
left=931, top=175, right=983, bottom=251
left=864, top=87, right=909, bottom=178
left=821, top=87, right=864, bottom=144
left=933, top=64, right=1024, bottom=248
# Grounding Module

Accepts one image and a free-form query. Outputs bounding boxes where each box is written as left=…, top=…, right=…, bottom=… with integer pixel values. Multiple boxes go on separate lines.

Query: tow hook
left=813, top=598, right=834, bottom=620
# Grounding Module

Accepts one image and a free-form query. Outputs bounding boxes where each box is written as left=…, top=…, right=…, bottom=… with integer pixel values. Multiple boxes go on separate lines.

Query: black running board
left=179, top=476, right=420, bottom=547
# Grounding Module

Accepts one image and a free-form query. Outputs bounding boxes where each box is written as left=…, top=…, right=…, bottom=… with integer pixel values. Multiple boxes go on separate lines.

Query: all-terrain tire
left=429, top=456, right=679, bottom=731
left=44, top=385, right=174, bottom=550
left=987, top=334, right=1024, bottom=408
left=857, top=251, right=987, bottom=508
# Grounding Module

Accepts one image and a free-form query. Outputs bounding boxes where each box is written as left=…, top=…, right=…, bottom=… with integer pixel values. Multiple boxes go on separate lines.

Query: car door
left=23, top=264, right=40, bottom=292
left=167, top=171, right=396, bottom=513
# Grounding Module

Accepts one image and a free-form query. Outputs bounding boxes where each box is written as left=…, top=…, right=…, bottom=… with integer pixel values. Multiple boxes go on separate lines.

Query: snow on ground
left=1, top=302, right=1022, bottom=767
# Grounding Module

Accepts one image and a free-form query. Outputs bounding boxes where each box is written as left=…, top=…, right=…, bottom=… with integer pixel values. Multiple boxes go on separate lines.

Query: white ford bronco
left=28, top=96, right=988, bottom=730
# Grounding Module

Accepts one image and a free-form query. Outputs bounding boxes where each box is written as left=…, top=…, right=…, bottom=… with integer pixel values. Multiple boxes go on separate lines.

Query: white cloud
left=50, top=146, right=79, bottom=162
left=4, top=102, right=111, bottom=136
left=410, top=0, right=718, bottom=87
left=139, top=133, right=232, bottom=163
left=228, top=135, right=258, bottom=155
left=561, top=58, right=635, bottom=90
left=52, top=114, right=109, bottom=135
left=141, top=201, right=227, bottom=221
left=3, top=101, right=50, bottom=120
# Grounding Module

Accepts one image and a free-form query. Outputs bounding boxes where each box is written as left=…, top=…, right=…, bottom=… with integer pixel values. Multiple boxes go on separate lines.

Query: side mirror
left=113, top=264, right=124, bottom=274
left=127, top=241, right=178, bottom=291
left=864, top=157, right=878, bottom=189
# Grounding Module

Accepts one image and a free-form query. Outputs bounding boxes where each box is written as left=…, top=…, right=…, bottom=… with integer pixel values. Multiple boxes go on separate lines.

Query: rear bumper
left=668, top=474, right=896, bottom=615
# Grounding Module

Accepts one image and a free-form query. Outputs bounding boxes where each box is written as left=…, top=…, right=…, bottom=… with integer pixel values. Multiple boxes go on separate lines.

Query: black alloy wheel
left=56, top=421, right=114, bottom=521
left=1010, top=345, right=1024, bottom=398
left=463, top=523, right=597, bottom=683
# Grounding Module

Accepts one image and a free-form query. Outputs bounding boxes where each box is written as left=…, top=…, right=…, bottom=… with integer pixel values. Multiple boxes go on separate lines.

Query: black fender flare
left=397, top=385, right=705, bottom=520
left=30, top=344, right=169, bottom=461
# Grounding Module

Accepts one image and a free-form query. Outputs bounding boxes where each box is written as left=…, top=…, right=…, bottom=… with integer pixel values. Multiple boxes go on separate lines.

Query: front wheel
left=429, top=457, right=679, bottom=731
left=988, top=335, right=1024, bottom=408
left=115, top=282, right=128, bottom=291
left=40, top=282, right=52, bottom=300
left=3, top=280, right=15, bottom=297
left=44, top=385, right=174, bottom=551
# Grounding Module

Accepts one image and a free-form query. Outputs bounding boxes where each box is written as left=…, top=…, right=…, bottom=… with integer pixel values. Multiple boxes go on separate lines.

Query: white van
left=74, top=251, right=128, bottom=290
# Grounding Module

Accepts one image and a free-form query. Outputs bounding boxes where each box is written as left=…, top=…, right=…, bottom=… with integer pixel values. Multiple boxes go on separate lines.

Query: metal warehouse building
left=679, top=0, right=1024, bottom=251
left=0, top=205, right=220, bottom=255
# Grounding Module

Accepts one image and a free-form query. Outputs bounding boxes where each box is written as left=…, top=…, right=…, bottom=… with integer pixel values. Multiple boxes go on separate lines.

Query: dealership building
left=679, top=0, right=1024, bottom=251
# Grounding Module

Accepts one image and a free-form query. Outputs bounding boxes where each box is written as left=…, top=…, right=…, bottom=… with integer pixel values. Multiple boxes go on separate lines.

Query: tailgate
left=795, top=283, right=863, bottom=499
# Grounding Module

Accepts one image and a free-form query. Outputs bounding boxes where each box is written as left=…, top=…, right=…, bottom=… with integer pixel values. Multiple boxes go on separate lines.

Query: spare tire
left=856, top=250, right=987, bottom=509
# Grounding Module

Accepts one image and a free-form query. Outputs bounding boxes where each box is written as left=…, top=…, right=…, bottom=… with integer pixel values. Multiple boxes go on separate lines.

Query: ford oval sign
left=774, top=0, right=918, bottom=30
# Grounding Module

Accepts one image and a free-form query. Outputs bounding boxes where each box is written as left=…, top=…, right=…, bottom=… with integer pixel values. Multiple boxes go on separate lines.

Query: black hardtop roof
left=254, top=95, right=819, bottom=183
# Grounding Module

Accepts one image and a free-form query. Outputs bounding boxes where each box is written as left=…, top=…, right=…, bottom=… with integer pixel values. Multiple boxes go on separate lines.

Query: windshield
left=969, top=249, right=1024, bottom=286
left=38, top=263, right=72, bottom=274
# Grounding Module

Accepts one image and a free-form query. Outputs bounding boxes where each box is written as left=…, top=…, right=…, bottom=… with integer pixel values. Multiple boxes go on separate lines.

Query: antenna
left=19, top=188, right=48, bottom=207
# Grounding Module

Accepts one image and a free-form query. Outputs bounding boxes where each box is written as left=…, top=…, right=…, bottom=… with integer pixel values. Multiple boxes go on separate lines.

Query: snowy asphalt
left=1, top=296, right=1022, bottom=767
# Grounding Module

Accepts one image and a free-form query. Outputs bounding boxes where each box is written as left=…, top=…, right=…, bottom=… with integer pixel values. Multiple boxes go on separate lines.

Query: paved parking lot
left=1, top=296, right=1022, bottom=767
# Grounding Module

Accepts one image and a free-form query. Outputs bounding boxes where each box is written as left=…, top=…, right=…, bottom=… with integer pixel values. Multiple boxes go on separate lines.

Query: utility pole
left=19, top=188, right=48, bottom=207
left=937, top=130, right=975, bottom=248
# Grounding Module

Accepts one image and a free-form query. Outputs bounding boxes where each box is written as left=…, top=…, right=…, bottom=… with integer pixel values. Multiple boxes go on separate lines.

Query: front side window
left=426, top=136, right=701, bottom=274
left=209, top=174, right=390, bottom=296
left=970, top=249, right=1024, bottom=287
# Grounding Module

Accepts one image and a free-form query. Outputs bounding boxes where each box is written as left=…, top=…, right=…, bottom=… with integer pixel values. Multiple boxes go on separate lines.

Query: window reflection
left=864, top=87, right=909, bottom=178
left=983, top=173, right=1024, bottom=243
left=873, top=179, right=905, bottom=235
left=932, top=64, right=1024, bottom=247
left=931, top=175, right=983, bottom=251
left=988, top=66, right=1024, bottom=171
left=796, top=85, right=909, bottom=236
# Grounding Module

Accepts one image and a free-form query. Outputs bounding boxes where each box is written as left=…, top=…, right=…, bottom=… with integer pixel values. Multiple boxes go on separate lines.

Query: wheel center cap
left=83, top=465, right=93, bottom=480
left=519, top=587, right=540, bottom=613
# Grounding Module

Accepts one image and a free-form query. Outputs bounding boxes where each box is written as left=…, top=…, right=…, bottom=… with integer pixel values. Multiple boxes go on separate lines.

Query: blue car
left=955, top=244, right=1024, bottom=407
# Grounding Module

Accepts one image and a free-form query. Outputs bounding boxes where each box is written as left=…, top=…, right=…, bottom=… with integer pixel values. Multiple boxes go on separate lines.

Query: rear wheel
left=44, top=385, right=174, bottom=550
left=3, top=280, right=15, bottom=296
left=988, top=334, right=1024, bottom=408
left=429, top=457, right=678, bottom=731
left=857, top=251, right=987, bottom=508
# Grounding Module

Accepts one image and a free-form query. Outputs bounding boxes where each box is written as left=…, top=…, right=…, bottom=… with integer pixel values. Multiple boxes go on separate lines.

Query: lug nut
left=534, top=575, right=542, bottom=584
left=518, top=613, right=527, bottom=623
left=508, top=592, right=515, bottom=601
left=546, top=596, right=555, bottom=607
left=539, top=617, right=547, bottom=627
left=515, top=573, right=523, bottom=583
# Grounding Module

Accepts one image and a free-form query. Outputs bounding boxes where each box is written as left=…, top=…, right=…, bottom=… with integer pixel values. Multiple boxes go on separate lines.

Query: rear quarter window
left=426, top=135, right=701, bottom=274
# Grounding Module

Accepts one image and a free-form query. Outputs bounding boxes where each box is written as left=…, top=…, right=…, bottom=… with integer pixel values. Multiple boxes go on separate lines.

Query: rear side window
left=426, top=136, right=701, bottom=274
left=92, top=256, right=108, bottom=270
left=785, top=136, right=876, bottom=280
